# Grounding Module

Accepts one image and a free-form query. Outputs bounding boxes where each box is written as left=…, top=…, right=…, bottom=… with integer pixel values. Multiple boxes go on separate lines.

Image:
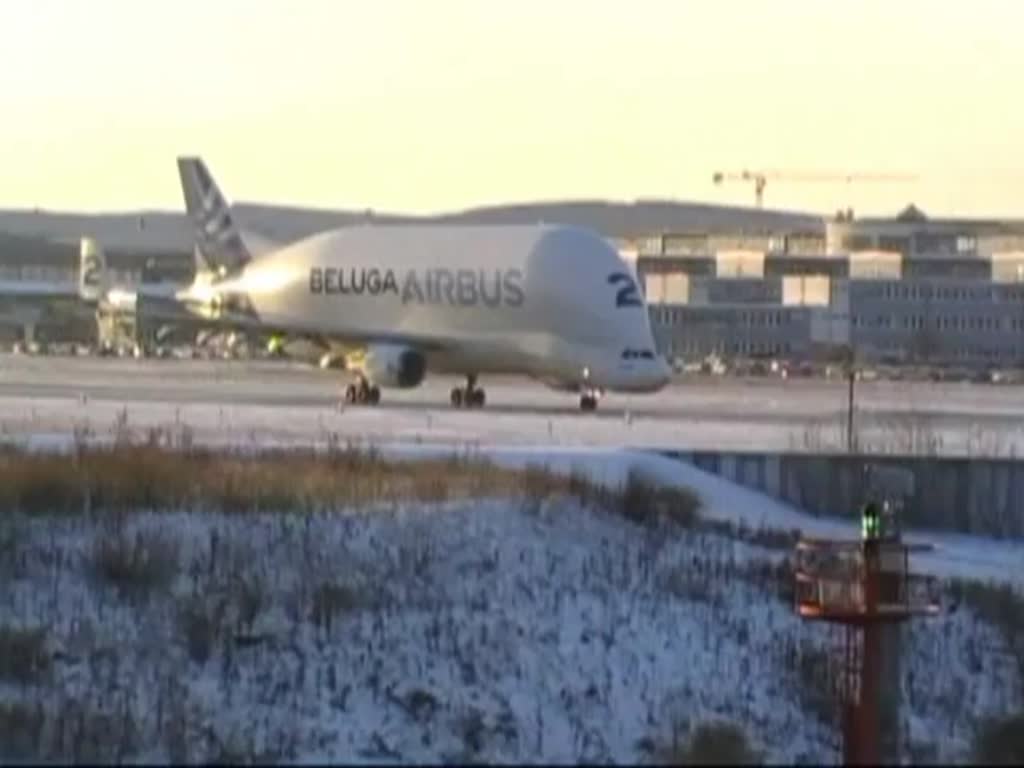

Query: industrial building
left=0, top=229, right=192, bottom=347
left=635, top=206, right=1024, bottom=371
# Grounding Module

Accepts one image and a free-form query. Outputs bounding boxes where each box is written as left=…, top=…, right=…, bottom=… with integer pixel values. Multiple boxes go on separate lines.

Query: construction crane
left=712, top=169, right=919, bottom=209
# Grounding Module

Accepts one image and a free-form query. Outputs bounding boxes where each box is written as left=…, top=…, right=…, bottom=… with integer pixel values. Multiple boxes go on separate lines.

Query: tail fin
left=79, top=236, right=109, bottom=302
left=177, top=156, right=252, bottom=276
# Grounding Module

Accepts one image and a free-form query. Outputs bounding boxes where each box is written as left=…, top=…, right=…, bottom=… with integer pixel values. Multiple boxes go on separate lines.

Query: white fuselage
left=206, top=223, right=670, bottom=393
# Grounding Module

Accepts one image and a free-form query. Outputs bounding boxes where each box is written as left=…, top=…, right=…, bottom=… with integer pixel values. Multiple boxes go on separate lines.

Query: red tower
left=794, top=530, right=940, bottom=764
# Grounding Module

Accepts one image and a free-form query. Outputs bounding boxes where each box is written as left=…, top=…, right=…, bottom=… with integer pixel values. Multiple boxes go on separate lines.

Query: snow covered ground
left=2, top=354, right=1024, bottom=455
left=2, top=391, right=1024, bottom=458
left=1, top=375, right=1022, bottom=763
left=1, top=490, right=1018, bottom=764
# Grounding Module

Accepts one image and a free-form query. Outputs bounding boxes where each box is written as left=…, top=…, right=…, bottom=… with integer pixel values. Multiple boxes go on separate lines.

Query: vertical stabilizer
left=177, top=156, right=252, bottom=276
left=78, top=236, right=109, bottom=302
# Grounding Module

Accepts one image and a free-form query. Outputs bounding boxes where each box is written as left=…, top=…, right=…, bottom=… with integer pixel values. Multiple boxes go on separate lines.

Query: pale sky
left=1, top=0, right=1023, bottom=217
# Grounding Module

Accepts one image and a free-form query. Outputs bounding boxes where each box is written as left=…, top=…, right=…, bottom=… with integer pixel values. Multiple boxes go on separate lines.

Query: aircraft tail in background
left=78, top=236, right=109, bottom=302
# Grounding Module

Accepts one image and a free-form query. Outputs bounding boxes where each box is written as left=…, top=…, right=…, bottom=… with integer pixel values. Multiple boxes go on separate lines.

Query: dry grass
left=659, top=720, right=761, bottom=765
left=0, top=440, right=702, bottom=530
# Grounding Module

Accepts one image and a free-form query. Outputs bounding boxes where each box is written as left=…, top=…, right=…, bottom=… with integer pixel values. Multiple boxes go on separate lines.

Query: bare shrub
left=661, top=719, right=760, bottom=765
left=457, top=708, right=487, bottom=757
left=742, top=526, right=800, bottom=551
left=0, top=625, right=49, bottom=684
left=659, top=564, right=713, bottom=603
left=951, top=579, right=1024, bottom=697
left=234, top=574, right=268, bottom=636
left=209, top=730, right=272, bottom=765
left=737, top=560, right=793, bottom=604
left=177, top=593, right=227, bottom=666
left=0, top=514, right=26, bottom=578
left=972, top=712, right=1024, bottom=765
left=310, top=581, right=361, bottom=634
left=91, top=525, right=180, bottom=598
left=401, top=688, right=440, bottom=724
left=0, top=700, right=46, bottom=760
left=45, top=696, right=141, bottom=763
left=617, top=470, right=700, bottom=529
left=793, top=643, right=835, bottom=727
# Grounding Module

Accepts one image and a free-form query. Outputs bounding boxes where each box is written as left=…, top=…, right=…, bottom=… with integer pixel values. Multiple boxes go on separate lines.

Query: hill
left=0, top=199, right=823, bottom=254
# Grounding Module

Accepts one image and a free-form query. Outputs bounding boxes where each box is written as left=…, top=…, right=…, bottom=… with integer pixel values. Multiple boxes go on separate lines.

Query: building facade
left=635, top=207, right=1024, bottom=370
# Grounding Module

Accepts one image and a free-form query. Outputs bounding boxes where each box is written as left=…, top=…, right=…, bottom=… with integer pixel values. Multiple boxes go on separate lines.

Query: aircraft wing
left=194, top=311, right=453, bottom=354
left=0, top=280, right=79, bottom=298
left=134, top=289, right=451, bottom=356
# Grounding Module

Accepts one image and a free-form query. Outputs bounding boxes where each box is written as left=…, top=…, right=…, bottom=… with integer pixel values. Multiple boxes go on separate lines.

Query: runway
left=1, top=353, right=1022, bottom=454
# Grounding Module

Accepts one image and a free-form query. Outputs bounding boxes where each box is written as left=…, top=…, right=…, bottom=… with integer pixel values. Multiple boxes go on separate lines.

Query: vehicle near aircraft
left=175, top=156, right=670, bottom=411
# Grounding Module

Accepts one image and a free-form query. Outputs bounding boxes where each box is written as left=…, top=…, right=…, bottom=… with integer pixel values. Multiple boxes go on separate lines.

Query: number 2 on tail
left=82, top=255, right=101, bottom=287
left=607, top=272, right=642, bottom=307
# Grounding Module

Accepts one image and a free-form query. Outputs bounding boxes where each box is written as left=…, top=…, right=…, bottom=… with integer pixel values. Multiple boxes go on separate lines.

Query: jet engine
left=362, top=344, right=427, bottom=388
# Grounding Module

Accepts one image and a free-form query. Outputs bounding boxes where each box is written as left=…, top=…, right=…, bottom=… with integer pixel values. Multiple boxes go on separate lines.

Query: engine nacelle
left=362, top=344, right=427, bottom=388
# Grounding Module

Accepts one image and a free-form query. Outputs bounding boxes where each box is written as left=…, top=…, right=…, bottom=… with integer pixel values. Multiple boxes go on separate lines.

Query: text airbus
left=309, top=267, right=525, bottom=308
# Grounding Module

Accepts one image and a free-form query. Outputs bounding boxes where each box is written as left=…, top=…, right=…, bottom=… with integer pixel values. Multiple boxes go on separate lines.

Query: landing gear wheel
left=345, top=379, right=381, bottom=406
left=579, top=394, right=598, bottom=412
left=450, top=375, right=485, bottom=409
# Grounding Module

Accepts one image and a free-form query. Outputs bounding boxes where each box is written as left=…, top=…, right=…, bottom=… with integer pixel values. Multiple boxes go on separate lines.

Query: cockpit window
left=622, top=348, right=656, bottom=360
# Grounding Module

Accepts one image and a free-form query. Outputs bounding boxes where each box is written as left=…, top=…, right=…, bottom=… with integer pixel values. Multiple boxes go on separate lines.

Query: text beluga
left=309, top=267, right=525, bottom=308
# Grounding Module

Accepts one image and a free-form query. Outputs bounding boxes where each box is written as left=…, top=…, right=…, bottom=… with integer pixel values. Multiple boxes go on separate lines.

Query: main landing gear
left=450, top=374, right=486, bottom=409
left=344, top=376, right=381, bottom=406
left=579, top=389, right=601, bottom=412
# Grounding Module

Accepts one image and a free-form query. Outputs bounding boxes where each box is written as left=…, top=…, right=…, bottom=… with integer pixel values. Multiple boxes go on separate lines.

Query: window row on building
left=854, top=282, right=1024, bottom=303
left=652, top=306, right=808, bottom=327
left=662, top=339, right=794, bottom=358
left=850, top=314, right=1024, bottom=332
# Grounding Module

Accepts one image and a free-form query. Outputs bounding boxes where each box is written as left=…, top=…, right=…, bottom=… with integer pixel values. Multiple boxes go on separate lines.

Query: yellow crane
left=712, top=169, right=919, bottom=209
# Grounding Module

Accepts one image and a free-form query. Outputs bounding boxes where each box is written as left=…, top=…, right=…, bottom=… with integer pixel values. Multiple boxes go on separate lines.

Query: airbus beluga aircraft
left=176, top=157, right=670, bottom=411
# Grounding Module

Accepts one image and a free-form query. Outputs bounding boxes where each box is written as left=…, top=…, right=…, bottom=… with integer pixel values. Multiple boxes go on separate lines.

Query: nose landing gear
left=578, top=366, right=601, bottom=412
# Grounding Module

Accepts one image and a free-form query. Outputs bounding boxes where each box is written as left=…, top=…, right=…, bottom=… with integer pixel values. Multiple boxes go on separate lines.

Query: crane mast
left=712, top=169, right=918, bottom=209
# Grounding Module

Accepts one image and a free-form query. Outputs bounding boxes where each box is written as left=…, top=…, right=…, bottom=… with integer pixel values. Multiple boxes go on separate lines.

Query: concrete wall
left=659, top=449, right=1024, bottom=540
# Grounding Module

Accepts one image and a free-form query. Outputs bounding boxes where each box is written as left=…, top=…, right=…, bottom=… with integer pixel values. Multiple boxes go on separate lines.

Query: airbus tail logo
left=309, top=267, right=525, bottom=308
